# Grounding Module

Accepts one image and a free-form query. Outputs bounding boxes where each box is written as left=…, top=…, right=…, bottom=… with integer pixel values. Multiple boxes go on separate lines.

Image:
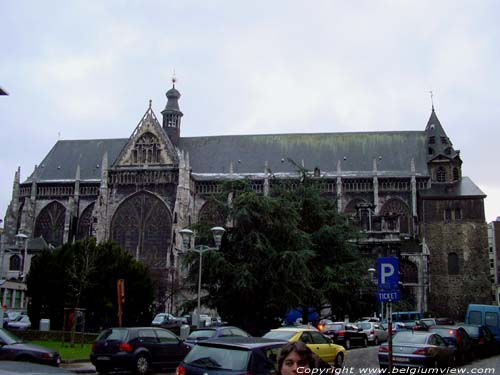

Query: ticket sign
left=377, top=289, right=400, bottom=302
left=377, top=257, right=399, bottom=290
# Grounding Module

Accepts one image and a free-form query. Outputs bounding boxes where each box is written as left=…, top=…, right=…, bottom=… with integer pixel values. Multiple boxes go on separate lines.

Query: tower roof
left=162, top=79, right=183, bottom=115
left=425, top=108, right=459, bottom=161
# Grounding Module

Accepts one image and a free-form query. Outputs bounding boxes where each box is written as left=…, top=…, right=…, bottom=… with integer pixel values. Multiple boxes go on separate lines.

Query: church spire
left=161, top=76, right=183, bottom=146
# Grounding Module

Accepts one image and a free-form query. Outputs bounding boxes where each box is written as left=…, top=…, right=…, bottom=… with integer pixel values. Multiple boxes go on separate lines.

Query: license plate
left=97, top=356, right=111, bottom=361
left=393, top=356, right=409, bottom=362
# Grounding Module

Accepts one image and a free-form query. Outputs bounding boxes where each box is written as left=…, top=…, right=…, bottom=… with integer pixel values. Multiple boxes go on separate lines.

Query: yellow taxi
left=263, top=326, right=346, bottom=367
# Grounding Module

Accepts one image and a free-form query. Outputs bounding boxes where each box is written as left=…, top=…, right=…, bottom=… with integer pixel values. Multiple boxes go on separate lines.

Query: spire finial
left=149, top=99, right=152, bottom=109
left=429, top=90, right=435, bottom=111
left=172, top=69, right=177, bottom=88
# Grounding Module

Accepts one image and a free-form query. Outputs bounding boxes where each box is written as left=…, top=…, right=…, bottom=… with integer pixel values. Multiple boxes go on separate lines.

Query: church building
left=1, top=82, right=490, bottom=318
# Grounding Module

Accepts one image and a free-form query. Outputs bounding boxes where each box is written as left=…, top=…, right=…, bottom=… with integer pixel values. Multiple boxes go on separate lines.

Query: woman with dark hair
left=277, top=342, right=316, bottom=375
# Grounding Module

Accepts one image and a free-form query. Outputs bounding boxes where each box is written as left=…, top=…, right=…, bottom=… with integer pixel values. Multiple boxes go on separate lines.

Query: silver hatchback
left=357, top=321, right=388, bottom=345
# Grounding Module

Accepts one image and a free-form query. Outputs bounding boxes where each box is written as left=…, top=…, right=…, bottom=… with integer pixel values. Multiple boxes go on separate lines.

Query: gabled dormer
left=425, top=107, right=462, bottom=183
left=114, top=102, right=179, bottom=167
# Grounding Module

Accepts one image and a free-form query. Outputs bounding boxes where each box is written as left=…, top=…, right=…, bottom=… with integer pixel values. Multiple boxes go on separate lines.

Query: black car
left=185, top=326, right=251, bottom=346
left=90, top=327, right=191, bottom=375
left=0, top=328, right=61, bottom=367
left=321, top=322, right=368, bottom=349
left=459, top=324, right=497, bottom=358
left=177, top=337, right=287, bottom=375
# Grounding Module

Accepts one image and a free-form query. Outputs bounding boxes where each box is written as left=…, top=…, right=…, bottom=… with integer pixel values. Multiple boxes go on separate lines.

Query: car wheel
left=363, top=337, right=368, bottom=347
left=334, top=353, right=344, bottom=368
left=135, top=354, right=150, bottom=375
left=345, top=339, right=351, bottom=350
left=374, top=337, right=379, bottom=346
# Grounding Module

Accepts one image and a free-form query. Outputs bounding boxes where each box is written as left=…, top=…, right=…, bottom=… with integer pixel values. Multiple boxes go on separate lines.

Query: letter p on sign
left=377, top=257, right=399, bottom=289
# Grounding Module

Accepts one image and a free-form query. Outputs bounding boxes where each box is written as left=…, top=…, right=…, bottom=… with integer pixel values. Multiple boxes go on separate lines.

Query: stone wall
left=422, top=198, right=490, bottom=320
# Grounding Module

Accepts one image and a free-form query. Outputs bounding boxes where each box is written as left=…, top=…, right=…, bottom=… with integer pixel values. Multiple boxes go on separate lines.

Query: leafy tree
left=186, top=171, right=369, bottom=334
left=26, top=239, right=154, bottom=332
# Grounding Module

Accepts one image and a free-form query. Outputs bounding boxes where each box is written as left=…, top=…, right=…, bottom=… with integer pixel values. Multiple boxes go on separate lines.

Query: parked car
left=2, top=311, right=25, bottom=328
left=0, top=328, right=60, bottom=366
left=378, top=331, right=456, bottom=369
left=429, top=326, right=474, bottom=364
left=262, top=327, right=346, bottom=367
left=177, top=337, right=287, bottom=375
left=151, top=313, right=183, bottom=328
left=6, top=315, right=31, bottom=330
left=185, top=326, right=251, bottom=346
left=419, top=317, right=455, bottom=328
left=458, top=324, right=497, bottom=358
left=321, top=322, right=368, bottom=349
left=357, top=321, right=387, bottom=345
left=0, top=361, right=72, bottom=374
left=90, top=327, right=191, bottom=375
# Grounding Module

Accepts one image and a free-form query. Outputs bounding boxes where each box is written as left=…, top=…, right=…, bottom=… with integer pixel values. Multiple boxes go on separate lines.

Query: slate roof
left=179, top=131, right=429, bottom=176
left=419, top=177, right=486, bottom=199
left=24, top=131, right=430, bottom=183
left=27, top=139, right=128, bottom=182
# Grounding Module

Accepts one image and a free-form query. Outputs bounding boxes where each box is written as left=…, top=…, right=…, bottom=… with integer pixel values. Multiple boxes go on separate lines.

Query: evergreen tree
left=26, top=239, right=154, bottom=332
left=187, top=171, right=369, bottom=334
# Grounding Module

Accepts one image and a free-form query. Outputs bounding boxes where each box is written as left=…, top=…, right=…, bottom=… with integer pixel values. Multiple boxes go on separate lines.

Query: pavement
left=60, top=361, right=96, bottom=374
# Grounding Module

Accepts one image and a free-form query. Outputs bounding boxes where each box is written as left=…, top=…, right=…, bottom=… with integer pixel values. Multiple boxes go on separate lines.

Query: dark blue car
left=176, top=337, right=287, bottom=375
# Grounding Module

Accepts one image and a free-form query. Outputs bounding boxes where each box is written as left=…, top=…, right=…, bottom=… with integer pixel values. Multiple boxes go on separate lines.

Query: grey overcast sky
left=1, top=0, right=500, bottom=223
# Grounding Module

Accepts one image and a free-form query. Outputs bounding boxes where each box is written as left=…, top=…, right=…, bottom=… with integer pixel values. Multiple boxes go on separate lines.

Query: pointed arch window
left=9, top=255, right=21, bottom=271
left=448, top=252, right=459, bottom=275
left=436, top=167, right=446, bottom=182
left=34, top=201, right=66, bottom=247
left=133, top=132, right=161, bottom=165
left=429, top=136, right=435, bottom=144
left=453, top=168, right=459, bottom=181
left=428, top=147, right=434, bottom=156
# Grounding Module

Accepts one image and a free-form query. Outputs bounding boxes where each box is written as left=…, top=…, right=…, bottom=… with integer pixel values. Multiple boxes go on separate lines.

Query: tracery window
left=34, top=201, right=66, bottom=247
left=380, top=198, right=411, bottom=234
left=76, top=202, right=95, bottom=240
left=111, top=192, right=172, bottom=270
left=436, top=167, right=446, bottom=182
left=9, top=255, right=21, bottom=271
left=448, top=252, right=459, bottom=275
left=133, top=132, right=161, bottom=164
left=429, top=136, right=435, bottom=144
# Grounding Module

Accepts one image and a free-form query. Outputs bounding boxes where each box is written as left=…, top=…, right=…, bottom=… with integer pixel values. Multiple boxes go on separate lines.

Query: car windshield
left=430, top=328, right=455, bottom=337
left=460, top=326, right=479, bottom=337
left=359, top=322, right=371, bottom=330
left=393, top=333, right=428, bottom=344
left=187, top=330, right=216, bottom=339
left=0, top=328, right=22, bottom=344
left=262, top=331, right=296, bottom=341
left=184, top=345, right=250, bottom=370
left=97, top=328, right=128, bottom=341
left=325, top=324, right=343, bottom=331
left=153, top=314, right=167, bottom=323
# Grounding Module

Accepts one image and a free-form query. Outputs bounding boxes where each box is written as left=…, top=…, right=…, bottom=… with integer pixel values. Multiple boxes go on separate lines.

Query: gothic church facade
left=1, top=84, right=490, bottom=318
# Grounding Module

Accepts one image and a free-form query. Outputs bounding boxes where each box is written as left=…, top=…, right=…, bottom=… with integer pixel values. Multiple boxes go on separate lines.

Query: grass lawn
left=30, top=340, right=93, bottom=361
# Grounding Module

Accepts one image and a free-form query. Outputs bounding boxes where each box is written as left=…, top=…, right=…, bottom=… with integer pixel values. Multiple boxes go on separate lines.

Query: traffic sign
left=377, top=257, right=399, bottom=290
left=377, top=289, right=400, bottom=302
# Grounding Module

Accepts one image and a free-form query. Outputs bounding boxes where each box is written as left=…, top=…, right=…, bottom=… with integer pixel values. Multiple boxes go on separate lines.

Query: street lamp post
left=179, top=226, right=225, bottom=327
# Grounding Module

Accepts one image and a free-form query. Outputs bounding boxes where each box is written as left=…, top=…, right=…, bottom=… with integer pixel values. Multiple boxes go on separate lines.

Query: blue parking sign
left=377, top=257, right=399, bottom=290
